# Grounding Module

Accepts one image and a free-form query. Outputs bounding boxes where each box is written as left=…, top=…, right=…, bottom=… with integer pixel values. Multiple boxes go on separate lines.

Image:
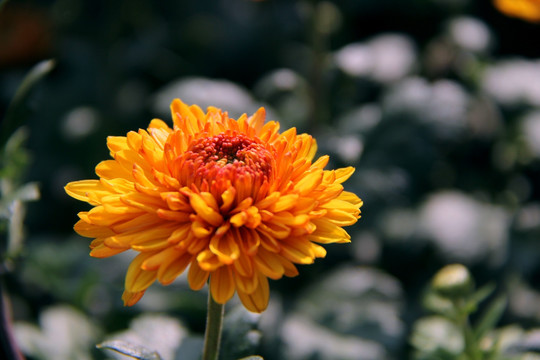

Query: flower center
left=180, top=132, right=274, bottom=194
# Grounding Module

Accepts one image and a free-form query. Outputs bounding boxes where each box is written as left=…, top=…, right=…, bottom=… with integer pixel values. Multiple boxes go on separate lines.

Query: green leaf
left=1, top=59, right=55, bottom=147
left=237, top=356, right=264, bottom=360
left=474, top=295, right=507, bottom=341
left=470, top=283, right=496, bottom=305
left=97, top=340, right=163, bottom=360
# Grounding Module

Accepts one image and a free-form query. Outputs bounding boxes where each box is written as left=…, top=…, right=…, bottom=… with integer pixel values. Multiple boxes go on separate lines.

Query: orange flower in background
left=494, top=0, right=540, bottom=22
left=65, top=99, right=362, bottom=313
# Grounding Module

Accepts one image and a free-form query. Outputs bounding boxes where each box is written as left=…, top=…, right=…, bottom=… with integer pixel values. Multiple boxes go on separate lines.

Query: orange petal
left=232, top=251, right=254, bottom=277
left=237, top=273, right=269, bottom=313
left=197, top=249, right=224, bottom=271
left=253, top=247, right=284, bottom=280
left=280, top=239, right=315, bottom=264
left=89, top=243, right=127, bottom=258
left=310, top=217, right=351, bottom=244
left=209, top=233, right=240, bottom=264
left=210, top=266, right=235, bottom=304
left=122, top=290, right=145, bottom=306
left=125, top=253, right=157, bottom=293
left=74, top=219, right=115, bottom=238
left=157, top=252, right=192, bottom=285
left=65, top=180, right=110, bottom=205
left=188, top=260, right=210, bottom=290
left=234, top=272, right=259, bottom=294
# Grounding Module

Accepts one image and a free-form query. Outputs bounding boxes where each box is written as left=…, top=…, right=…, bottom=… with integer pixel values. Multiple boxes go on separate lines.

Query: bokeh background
left=3, top=0, right=540, bottom=359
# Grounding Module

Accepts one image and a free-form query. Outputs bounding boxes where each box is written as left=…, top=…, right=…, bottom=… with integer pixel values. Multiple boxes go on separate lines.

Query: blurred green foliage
left=3, top=0, right=540, bottom=359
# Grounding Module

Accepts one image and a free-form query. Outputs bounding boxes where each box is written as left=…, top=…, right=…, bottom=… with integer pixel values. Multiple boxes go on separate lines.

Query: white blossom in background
left=419, top=191, right=510, bottom=264
left=334, top=34, right=416, bottom=83
left=521, top=111, right=540, bottom=158
left=383, top=77, right=469, bottom=138
left=483, top=59, right=540, bottom=107
left=448, top=17, right=492, bottom=53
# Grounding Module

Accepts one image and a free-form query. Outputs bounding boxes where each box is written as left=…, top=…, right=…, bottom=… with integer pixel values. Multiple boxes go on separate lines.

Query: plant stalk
left=202, top=292, right=225, bottom=360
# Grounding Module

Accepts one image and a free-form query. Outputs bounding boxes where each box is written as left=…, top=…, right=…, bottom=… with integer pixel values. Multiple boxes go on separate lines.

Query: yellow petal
left=189, top=193, right=223, bottom=227
left=234, top=272, right=258, bottom=294
left=74, top=219, right=115, bottom=238
left=157, top=252, right=192, bottom=285
left=280, top=239, right=315, bottom=264
left=95, top=160, right=132, bottom=180
left=125, top=253, right=157, bottom=293
left=269, top=194, right=298, bottom=213
left=197, top=249, right=224, bottom=271
left=237, top=273, right=269, bottom=313
left=65, top=180, right=110, bottom=205
left=337, top=191, right=364, bottom=207
left=293, top=169, right=323, bottom=196
left=210, top=266, right=235, bottom=304
left=334, top=166, right=355, bottom=184
left=310, top=217, right=351, bottom=244
left=122, top=290, right=145, bottom=306
left=253, top=247, right=284, bottom=280
left=232, top=251, right=254, bottom=277
left=89, top=243, right=127, bottom=258
left=107, top=136, right=129, bottom=154
left=209, top=233, right=240, bottom=264
left=188, top=260, right=210, bottom=290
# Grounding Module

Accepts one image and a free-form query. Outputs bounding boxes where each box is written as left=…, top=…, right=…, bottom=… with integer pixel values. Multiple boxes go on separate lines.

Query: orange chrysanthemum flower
left=65, top=99, right=362, bottom=313
left=494, top=0, right=540, bottom=22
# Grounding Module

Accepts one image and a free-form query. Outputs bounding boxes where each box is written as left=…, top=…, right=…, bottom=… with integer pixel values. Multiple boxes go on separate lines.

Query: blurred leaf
left=97, top=340, right=162, bottom=360
left=474, top=296, right=507, bottom=341
left=221, top=304, right=262, bottom=360
left=0, top=182, right=39, bottom=219
left=237, top=356, right=263, bottom=360
left=105, top=314, right=187, bottom=360
left=1, top=59, right=55, bottom=147
left=0, top=128, right=30, bottom=181
left=471, top=283, right=496, bottom=305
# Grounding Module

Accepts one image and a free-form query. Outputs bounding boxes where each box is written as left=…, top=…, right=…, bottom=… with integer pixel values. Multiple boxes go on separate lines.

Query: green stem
left=202, top=292, right=225, bottom=360
left=453, top=299, right=480, bottom=360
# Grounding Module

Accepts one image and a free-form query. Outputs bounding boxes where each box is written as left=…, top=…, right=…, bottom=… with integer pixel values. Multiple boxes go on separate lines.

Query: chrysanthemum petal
left=232, top=251, right=254, bottom=277
left=74, top=219, right=115, bottom=238
left=338, top=190, right=364, bottom=207
left=293, top=169, right=323, bottom=196
left=197, top=249, right=224, bottom=271
left=309, top=217, right=351, bottom=244
left=253, top=247, right=285, bottom=280
left=234, top=272, right=258, bottom=294
left=334, top=166, right=355, bottom=183
left=125, top=253, right=157, bottom=293
left=237, top=273, right=269, bottom=313
left=268, top=194, right=298, bottom=213
left=189, top=192, right=223, bottom=227
left=188, top=260, right=210, bottom=290
left=209, top=233, right=240, bottom=264
left=65, top=180, right=110, bottom=205
left=157, top=252, right=192, bottom=285
left=122, top=290, right=145, bottom=306
left=210, top=266, right=235, bottom=304
left=90, top=243, right=127, bottom=258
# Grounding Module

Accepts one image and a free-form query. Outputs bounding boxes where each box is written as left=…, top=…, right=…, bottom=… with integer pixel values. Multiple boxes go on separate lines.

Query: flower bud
left=431, top=264, right=473, bottom=299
